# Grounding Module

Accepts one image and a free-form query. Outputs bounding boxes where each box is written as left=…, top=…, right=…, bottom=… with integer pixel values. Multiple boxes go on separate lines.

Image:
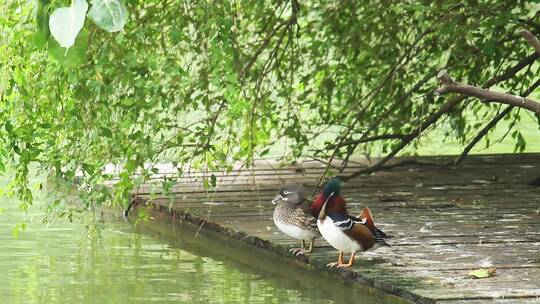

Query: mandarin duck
left=271, top=184, right=319, bottom=255
left=311, top=178, right=389, bottom=268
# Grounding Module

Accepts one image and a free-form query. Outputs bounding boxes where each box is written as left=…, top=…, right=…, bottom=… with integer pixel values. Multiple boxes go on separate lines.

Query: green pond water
left=0, top=201, right=403, bottom=304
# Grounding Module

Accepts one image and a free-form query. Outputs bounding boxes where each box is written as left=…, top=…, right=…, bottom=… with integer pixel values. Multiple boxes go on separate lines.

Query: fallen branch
left=435, top=70, right=540, bottom=114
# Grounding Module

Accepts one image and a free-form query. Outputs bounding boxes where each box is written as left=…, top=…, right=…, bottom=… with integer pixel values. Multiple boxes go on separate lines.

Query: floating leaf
left=48, top=0, right=88, bottom=51
left=87, top=0, right=128, bottom=32
left=469, top=268, right=496, bottom=279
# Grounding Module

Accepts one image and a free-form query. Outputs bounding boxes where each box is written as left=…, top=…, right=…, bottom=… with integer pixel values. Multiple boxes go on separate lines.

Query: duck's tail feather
left=359, top=207, right=390, bottom=246
left=374, top=227, right=390, bottom=246
left=359, top=207, right=376, bottom=231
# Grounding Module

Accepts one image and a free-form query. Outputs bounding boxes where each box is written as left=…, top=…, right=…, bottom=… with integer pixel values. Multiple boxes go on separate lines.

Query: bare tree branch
left=435, top=70, right=540, bottom=114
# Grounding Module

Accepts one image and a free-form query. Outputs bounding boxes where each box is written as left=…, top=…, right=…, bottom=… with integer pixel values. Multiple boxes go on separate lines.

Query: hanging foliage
left=48, top=0, right=88, bottom=50
left=87, top=0, right=128, bottom=32
left=0, top=1, right=539, bottom=219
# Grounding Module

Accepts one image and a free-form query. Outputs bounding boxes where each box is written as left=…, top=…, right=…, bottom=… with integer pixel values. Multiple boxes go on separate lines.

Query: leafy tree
left=1, top=0, right=539, bottom=217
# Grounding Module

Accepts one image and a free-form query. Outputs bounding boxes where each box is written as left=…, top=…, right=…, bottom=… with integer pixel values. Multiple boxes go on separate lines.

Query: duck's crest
left=323, top=178, right=341, bottom=197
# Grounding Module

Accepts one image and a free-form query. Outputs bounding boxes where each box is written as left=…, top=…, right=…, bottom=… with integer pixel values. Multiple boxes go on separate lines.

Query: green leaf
left=100, top=126, right=113, bottom=138
left=4, top=121, right=13, bottom=134
left=48, top=0, right=88, bottom=49
left=481, top=39, right=497, bottom=57
left=47, top=29, right=89, bottom=66
left=12, top=223, right=27, bottom=239
left=87, top=0, right=128, bottom=32
left=82, top=163, right=95, bottom=174
left=210, top=173, right=217, bottom=188
left=34, top=0, right=51, bottom=49
left=0, top=161, right=6, bottom=174
left=125, top=159, right=137, bottom=172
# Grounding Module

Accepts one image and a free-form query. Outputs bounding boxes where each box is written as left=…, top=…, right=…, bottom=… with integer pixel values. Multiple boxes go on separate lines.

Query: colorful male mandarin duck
left=272, top=184, right=319, bottom=255
left=311, top=178, right=389, bottom=268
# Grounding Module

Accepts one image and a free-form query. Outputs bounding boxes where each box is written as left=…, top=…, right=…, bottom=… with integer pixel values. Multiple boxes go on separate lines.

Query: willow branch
left=311, top=31, right=434, bottom=194
left=341, top=52, right=539, bottom=181
left=338, top=69, right=439, bottom=170
left=241, top=15, right=296, bottom=80
left=435, top=71, right=540, bottom=114
left=520, top=29, right=540, bottom=55
left=327, top=134, right=408, bottom=149
left=453, top=105, right=514, bottom=167
left=453, top=77, right=540, bottom=166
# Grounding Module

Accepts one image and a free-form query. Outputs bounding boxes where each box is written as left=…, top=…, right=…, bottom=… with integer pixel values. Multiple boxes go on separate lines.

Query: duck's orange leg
left=337, top=252, right=356, bottom=268
left=326, top=251, right=344, bottom=267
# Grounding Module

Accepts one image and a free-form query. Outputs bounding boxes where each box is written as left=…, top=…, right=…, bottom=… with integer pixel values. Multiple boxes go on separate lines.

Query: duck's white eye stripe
left=283, top=190, right=292, bottom=195
left=323, top=192, right=334, bottom=205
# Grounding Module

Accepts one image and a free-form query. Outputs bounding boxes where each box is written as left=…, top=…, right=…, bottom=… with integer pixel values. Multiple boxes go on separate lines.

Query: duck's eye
left=282, top=190, right=292, bottom=195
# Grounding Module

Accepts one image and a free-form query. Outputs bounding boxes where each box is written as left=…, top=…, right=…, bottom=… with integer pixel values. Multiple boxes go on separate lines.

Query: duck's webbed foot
left=326, top=251, right=344, bottom=267
left=326, top=261, right=343, bottom=267
left=289, top=247, right=307, bottom=255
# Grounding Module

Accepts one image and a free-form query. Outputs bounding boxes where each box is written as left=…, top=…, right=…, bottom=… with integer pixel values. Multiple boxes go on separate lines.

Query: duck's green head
left=322, top=178, right=341, bottom=197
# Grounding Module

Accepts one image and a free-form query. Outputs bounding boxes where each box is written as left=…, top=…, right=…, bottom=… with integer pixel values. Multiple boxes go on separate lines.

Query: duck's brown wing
left=295, top=199, right=319, bottom=233
left=293, top=208, right=319, bottom=234
left=343, top=223, right=376, bottom=251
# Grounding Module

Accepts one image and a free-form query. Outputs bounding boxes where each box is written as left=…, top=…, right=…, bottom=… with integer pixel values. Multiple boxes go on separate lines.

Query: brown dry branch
left=435, top=70, right=540, bottom=114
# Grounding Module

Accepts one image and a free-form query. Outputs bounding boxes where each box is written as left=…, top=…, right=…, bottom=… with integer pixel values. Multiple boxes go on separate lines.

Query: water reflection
left=0, top=203, right=402, bottom=304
